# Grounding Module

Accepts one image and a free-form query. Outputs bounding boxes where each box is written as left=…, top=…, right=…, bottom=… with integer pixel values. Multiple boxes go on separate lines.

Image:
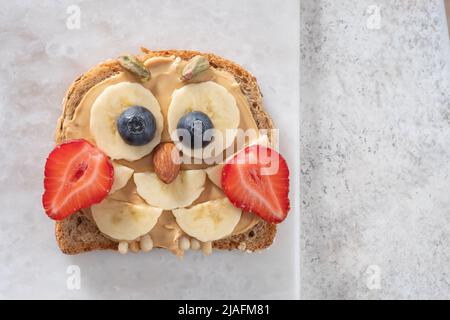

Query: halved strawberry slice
left=42, top=139, right=113, bottom=220
left=222, top=145, right=290, bottom=223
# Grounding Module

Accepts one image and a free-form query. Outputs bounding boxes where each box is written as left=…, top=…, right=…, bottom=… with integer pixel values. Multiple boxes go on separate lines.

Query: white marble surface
left=301, top=1, right=450, bottom=299
left=0, top=0, right=300, bottom=299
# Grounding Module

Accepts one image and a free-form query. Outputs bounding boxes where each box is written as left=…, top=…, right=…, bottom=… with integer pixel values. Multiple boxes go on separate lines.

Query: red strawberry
left=42, top=139, right=113, bottom=220
left=222, top=145, right=290, bottom=223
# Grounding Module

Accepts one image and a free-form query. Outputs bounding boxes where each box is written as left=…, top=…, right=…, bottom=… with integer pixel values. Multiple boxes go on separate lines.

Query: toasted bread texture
left=54, top=49, right=276, bottom=254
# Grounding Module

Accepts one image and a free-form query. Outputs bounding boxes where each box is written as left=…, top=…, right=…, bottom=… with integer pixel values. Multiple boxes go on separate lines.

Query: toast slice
left=54, top=49, right=277, bottom=254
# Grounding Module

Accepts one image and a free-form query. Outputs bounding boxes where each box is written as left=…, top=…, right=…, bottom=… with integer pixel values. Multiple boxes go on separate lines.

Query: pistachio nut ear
left=180, top=55, right=210, bottom=81
left=118, top=55, right=151, bottom=81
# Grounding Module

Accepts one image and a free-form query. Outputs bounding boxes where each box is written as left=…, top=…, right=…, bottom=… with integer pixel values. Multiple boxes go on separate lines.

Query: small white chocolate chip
left=190, top=238, right=201, bottom=251
left=129, top=241, right=140, bottom=253
left=179, top=236, right=191, bottom=251
left=140, top=234, right=153, bottom=252
left=202, top=241, right=212, bottom=255
left=238, top=242, right=247, bottom=251
left=118, top=241, right=128, bottom=255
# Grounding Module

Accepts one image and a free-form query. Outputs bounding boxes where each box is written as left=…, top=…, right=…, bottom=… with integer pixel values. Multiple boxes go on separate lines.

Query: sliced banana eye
left=90, top=82, right=163, bottom=161
left=168, top=81, right=240, bottom=159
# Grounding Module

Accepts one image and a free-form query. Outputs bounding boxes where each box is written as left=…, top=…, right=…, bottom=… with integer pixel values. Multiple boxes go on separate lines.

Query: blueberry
left=117, top=106, right=156, bottom=146
left=176, top=111, right=214, bottom=148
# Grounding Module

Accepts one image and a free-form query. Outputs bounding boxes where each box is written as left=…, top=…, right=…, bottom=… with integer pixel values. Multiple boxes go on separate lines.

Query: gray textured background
left=301, top=1, right=450, bottom=299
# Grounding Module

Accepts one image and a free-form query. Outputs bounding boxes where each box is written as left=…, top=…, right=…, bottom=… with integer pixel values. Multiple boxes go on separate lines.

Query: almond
left=152, top=142, right=181, bottom=184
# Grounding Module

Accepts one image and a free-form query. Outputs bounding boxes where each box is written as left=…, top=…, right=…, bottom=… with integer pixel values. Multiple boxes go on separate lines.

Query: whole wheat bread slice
left=54, top=49, right=277, bottom=254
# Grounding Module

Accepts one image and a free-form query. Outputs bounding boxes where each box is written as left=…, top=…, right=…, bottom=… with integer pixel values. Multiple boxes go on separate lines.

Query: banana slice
left=167, top=81, right=240, bottom=159
left=205, top=134, right=270, bottom=189
left=90, top=82, right=163, bottom=161
left=91, top=198, right=163, bottom=241
left=110, top=162, right=134, bottom=193
left=134, top=170, right=206, bottom=210
left=172, top=198, right=242, bottom=242
left=205, top=165, right=223, bottom=189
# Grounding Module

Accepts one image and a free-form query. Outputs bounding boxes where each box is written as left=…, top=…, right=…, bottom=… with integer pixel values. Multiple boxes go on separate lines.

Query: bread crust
left=54, top=49, right=276, bottom=254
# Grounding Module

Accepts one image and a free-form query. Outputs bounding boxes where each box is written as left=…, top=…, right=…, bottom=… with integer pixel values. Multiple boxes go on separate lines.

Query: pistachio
left=117, top=55, right=150, bottom=81
left=180, top=55, right=210, bottom=81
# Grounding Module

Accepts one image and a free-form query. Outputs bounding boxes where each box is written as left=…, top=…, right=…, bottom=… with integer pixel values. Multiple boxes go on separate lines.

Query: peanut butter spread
left=62, top=56, right=262, bottom=255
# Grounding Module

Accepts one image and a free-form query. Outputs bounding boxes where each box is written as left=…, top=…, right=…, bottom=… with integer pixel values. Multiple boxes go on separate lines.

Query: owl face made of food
left=59, top=55, right=270, bottom=255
